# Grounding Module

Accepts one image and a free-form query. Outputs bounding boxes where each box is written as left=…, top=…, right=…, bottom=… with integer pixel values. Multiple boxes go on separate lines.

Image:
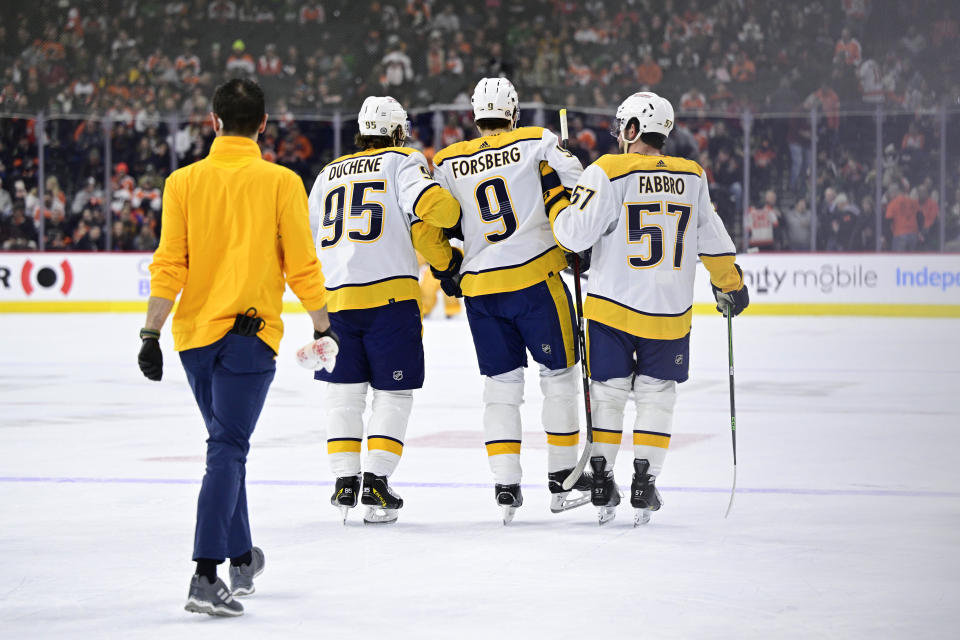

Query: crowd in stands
left=1, top=0, right=959, bottom=251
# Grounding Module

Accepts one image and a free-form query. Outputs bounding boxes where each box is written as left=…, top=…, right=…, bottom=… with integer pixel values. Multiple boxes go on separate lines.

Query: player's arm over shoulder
left=398, top=150, right=460, bottom=229
left=538, top=127, right=584, bottom=187
left=550, top=163, right=617, bottom=253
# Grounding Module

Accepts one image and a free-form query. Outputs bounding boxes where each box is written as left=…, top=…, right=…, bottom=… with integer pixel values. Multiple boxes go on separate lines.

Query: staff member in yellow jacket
left=137, top=79, right=338, bottom=617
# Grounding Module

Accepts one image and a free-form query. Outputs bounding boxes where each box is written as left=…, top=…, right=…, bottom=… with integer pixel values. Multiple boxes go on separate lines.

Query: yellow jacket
left=150, top=136, right=327, bottom=353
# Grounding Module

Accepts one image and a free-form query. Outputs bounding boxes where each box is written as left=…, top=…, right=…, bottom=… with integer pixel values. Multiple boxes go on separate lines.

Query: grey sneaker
left=184, top=574, right=243, bottom=617
left=228, top=546, right=265, bottom=597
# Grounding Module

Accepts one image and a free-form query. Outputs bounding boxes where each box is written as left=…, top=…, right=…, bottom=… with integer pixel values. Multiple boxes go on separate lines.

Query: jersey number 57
left=625, top=202, right=691, bottom=270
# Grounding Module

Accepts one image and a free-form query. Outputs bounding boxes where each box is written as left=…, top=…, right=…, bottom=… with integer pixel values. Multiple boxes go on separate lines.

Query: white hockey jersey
left=551, top=153, right=742, bottom=339
left=433, top=126, right=583, bottom=296
left=308, top=146, right=458, bottom=312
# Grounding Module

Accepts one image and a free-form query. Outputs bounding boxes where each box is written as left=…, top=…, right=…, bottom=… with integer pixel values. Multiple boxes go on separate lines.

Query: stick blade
left=562, top=442, right=592, bottom=490
left=723, top=465, right=737, bottom=518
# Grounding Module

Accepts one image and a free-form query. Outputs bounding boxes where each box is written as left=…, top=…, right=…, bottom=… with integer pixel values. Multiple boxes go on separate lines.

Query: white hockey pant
left=483, top=369, right=524, bottom=485
left=540, top=365, right=580, bottom=472
left=325, top=382, right=413, bottom=478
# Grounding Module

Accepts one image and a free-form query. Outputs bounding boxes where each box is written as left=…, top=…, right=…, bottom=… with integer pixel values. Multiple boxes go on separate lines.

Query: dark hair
left=640, top=132, right=666, bottom=150
left=476, top=117, right=512, bottom=132
left=354, top=130, right=402, bottom=150
left=212, top=78, right=265, bottom=136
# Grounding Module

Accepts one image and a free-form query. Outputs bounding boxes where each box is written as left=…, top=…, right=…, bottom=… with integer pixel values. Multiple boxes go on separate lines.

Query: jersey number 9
left=626, top=202, right=691, bottom=269
left=474, top=176, right=518, bottom=243
left=321, top=181, right=387, bottom=248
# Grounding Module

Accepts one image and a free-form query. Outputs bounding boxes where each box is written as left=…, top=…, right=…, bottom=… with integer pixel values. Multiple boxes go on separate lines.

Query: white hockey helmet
left=611, top=91, right=675, bottom=144
left=357, top=95, right=409, bottom=141
left=471, top=77, right=519, bottom=125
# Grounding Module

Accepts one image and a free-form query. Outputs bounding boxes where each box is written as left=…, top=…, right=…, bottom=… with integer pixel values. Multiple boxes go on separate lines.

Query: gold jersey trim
left=326, top=275, right=422, bottom=313
left=584, top=294, right=693, bottom=340
left=434, top=127, right=544, bottom=166
left=461, top=247, right=568, bottom=297
left=593, top=153, right=704, bottom=181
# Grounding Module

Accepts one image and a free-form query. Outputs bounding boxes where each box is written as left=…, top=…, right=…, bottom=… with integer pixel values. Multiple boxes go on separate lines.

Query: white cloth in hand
left=296, top=336, right=339, bottom=372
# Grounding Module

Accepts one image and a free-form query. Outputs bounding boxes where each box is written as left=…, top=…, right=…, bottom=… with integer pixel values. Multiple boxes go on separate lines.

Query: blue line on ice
left=0, top=476, right=956, bottom=498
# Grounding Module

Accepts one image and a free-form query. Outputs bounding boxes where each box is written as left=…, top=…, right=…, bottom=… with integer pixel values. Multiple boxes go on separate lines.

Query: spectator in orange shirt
left=257, top=44, right=283, bottom=77
left=885, top=184, right=921, bottom=251
left=226, top=40, right=256, bottom=76
left=680, top=88, right=707, bottom=111
left=811, top=83, right=840, bottom=131
left=901, top=122, right=925, bottom=151
left=834, top=28, right=862, bottom=66
left=636, top=55, right=663, bottom=87
left=277, top=126, right=313, bottom=162
left=917, top=184, right=939, bottom=247
left=731, top=52, right=756, bottom=83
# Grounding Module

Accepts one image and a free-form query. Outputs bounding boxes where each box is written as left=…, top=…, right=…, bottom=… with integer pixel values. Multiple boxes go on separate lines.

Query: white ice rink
left=1, top=310, right=959, bottom=639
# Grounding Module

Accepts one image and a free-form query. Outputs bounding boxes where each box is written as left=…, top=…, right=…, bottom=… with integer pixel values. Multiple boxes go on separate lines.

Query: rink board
left=1, top=252, right=958, bottom=315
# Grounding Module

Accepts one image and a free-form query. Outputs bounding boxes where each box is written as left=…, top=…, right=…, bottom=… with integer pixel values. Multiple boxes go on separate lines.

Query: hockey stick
left=557, top=108, right=594, bottom=492
left=723, top=301, right=737, bottom=518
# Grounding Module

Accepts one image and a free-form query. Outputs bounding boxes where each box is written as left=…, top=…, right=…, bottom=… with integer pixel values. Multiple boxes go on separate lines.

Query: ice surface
left=1, top=312, right=959, bottom=639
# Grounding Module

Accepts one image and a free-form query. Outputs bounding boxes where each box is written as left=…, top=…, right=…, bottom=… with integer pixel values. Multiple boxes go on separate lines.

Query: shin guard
left=632, top=375, right=677, bottom=477
left=325, top=382, right=368, bottom=477
left=589, top=377, right=631, bottom=472
left=540, top=366, right=579, bottom=472
left=483, top=372, right=524, bottom=485
left=365, top=389, right=413, bottom=477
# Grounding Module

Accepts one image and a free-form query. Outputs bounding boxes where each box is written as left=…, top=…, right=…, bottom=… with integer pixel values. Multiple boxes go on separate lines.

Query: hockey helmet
left=472, top=77, right=519, bottom=125
left=357, top=96, right=409, bottom=141
left=611, top=91, right=675, bottom=144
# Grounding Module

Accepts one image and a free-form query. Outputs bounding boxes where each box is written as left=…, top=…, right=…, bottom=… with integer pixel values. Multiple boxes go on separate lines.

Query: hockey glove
left=711, top=264, right=750, bottom=317
left=565, top=248, right=591, bottom=274
left=442, top=218, right=464, bottom=241
left=138, top=328, right=163, bottom=381
left=296, top=327, right=340, bottom=373
left=430, top=247, right=464, bottom=298
left=539, top=161, right=570, bottom=223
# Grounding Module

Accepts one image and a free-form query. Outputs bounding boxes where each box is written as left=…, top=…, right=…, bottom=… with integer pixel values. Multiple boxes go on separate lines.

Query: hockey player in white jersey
left=430, top=78, right=589, bottom=522
left=307, top=96, right=461, bottom=524
left=547, top=92, right=750, bottom=525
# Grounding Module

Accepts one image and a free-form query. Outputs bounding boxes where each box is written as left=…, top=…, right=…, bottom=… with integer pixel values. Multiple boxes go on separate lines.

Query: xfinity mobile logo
left=742, top=264, right=877, bottom=294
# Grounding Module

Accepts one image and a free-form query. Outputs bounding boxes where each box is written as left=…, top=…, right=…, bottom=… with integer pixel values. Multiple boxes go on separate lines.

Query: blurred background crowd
left=1, top=0, right=958, bottom=252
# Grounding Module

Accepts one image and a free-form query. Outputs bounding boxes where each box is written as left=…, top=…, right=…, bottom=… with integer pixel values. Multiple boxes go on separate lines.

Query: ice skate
left=548, top=468, right=592, bottom=513
left=228, top=546, right=264, bottom=597
left=184, top=574, right=243, bottom=617
left=331, top=474, right=361, bottom=524
left=361, top=472, right=403, bottom=524
left=631, top=459, right=662, bottom=527
left=590, top=456, right=620, bottom=525
left=495, top=483, right=523, bottom=524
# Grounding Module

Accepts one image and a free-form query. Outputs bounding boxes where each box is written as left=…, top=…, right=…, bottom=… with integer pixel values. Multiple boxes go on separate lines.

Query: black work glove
left=711, top=264, right=750, bottom=317
left=313, top=326, right=341, bottom=346
left=430, top=247, right=464, bottom=298
left=138, top=328, right=163, bottom=381
left=565, top=248, right=591, bottom=274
